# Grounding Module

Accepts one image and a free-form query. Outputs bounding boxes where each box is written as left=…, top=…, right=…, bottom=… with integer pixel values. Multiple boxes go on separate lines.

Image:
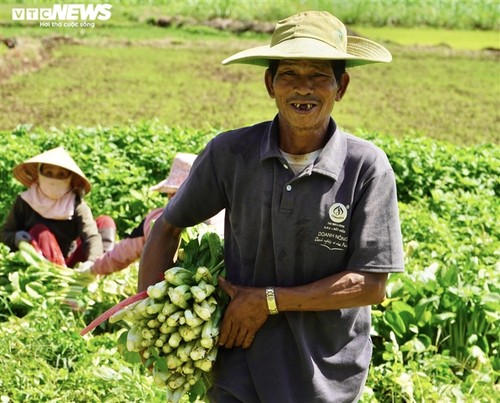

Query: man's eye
left=314, top=74, right=333, bottom=82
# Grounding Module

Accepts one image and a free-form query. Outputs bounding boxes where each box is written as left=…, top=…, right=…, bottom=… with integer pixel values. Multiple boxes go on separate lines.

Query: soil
left=0, top=35, right=81, bottom=83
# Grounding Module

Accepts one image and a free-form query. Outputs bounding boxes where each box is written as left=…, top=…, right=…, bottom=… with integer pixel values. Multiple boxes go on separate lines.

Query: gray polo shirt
left=164, top=116, right=404, bottom=402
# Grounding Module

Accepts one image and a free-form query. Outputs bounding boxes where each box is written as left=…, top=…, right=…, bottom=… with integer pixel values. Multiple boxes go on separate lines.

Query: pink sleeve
left=91, top=236, right=145, bottom=275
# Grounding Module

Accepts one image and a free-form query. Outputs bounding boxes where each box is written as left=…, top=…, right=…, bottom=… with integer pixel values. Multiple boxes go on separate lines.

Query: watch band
left=265, top=287, right=279, bottom=315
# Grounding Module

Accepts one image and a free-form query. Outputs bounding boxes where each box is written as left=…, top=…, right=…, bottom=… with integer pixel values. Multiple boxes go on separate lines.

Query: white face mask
left=38, top=174, right=72, bottom=200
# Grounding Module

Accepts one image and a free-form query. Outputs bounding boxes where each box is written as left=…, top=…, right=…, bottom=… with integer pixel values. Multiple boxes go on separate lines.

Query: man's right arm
left=138, top=215, right=183, bottom=292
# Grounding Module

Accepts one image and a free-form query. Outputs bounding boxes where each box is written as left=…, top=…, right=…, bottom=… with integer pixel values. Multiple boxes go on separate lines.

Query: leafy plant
left=363, top=133, right=499, bottom=402
left=0, top=124, right=498, bottom=401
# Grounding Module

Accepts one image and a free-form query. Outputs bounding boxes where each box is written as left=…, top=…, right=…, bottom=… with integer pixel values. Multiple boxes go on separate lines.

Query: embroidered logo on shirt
left=329, top=203, right=348, bottom=223
left=314, top=203, right=349, bottom=251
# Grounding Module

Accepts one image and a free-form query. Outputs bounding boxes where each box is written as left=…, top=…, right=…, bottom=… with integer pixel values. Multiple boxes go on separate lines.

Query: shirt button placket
left=279, top=182, right=294, bottom=212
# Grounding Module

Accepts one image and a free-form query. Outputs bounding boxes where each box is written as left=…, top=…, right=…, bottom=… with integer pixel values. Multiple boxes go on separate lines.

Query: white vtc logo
left=12, top=4, right=112, bottom=21
left=329, top=203, right=348, bottom=223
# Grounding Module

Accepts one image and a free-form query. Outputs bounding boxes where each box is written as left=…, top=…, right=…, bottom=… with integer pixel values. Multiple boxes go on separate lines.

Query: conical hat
left=149, top=153, right=198, bottom=193
left=13, top=146, right=91, bottom=194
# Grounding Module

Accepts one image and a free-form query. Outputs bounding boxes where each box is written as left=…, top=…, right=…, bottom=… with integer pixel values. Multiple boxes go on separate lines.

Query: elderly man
left=139, top=11, right=404, bottom=402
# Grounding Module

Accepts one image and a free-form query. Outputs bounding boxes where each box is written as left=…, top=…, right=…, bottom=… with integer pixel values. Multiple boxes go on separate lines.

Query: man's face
left=265, top=59, right=348, bottom=134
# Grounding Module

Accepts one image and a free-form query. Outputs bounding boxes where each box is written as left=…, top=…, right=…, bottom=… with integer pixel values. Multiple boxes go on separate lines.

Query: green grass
left=338, top=46, right=500, bottom=144
left=352, top=26, right=500, bottom=50
left=1, top=31, right=498, bottom=145
left=0, top=1, right=499, bottom=145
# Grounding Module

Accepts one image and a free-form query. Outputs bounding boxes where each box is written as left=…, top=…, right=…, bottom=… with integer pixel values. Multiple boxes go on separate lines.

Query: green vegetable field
left=1, top=123, right=498, bottom=402
left=0, top=1, right=499, bottom=402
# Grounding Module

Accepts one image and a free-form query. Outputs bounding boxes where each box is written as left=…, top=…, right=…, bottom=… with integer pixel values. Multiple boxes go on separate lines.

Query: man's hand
left=217, top=276, right=269, bottom=349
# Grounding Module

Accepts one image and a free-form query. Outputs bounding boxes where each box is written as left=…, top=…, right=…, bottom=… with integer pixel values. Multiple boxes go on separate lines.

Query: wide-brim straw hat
left=13, top=146, right=91, bottom=194
left=222, top=11, right=392, bottom=68
left=149, top=153, right=198, bottom=194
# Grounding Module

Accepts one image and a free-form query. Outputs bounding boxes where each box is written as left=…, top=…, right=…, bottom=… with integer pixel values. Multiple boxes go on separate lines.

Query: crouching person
left=0, top=147, right=115, bottom=271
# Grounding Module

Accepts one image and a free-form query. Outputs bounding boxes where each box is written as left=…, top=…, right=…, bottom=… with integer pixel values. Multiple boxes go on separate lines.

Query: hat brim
left=222, top=36, right=392, bottom=67
left=149, top=152, right=198, bottom=194
left=149, top=179, right=179, bottom=194
left=13, top=147, right=91, bottom=194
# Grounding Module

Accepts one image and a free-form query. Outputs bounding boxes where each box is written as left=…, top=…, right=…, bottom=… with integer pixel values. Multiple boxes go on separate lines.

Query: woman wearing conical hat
left=0, top=147, right=115, bottom=269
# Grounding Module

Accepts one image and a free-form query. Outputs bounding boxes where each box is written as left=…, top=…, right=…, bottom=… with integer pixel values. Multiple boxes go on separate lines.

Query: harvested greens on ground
left=0, top=241, right=96, bottom=317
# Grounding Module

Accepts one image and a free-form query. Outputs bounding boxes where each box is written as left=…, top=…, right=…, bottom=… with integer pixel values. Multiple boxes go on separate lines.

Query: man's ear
left=264, top=69, right=275, bottom=98
left=335, top=72, right=350, bottom=102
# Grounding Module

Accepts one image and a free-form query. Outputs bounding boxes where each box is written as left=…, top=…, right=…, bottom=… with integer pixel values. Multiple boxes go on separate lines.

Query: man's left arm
left=217, top=270, right=387, bottom=349
left=275, top=270, right=387, bottom=310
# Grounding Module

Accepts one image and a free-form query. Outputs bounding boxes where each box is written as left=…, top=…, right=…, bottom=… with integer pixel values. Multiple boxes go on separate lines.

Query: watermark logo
left=12, top=4, right=112, bottom=28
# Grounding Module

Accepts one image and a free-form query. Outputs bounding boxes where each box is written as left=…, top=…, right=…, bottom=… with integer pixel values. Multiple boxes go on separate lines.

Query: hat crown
left=271, top=11, right=347, bottom=53
left=149, top=153, right=198, bottom=193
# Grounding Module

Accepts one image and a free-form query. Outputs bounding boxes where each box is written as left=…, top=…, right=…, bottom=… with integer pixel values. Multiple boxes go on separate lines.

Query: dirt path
left=0, top=36, right=82, bottom=83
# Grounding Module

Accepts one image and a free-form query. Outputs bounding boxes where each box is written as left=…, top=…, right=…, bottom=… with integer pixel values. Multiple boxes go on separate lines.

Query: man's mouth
left=291, top=103, right=315, bottom=111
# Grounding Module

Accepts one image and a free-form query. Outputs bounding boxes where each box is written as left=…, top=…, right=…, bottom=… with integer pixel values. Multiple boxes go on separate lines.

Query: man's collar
left=260, top=115, right=347, bottom=181
left=260, top=115, right=282, bottom=161
left=312, top=123, right=346, bottom=181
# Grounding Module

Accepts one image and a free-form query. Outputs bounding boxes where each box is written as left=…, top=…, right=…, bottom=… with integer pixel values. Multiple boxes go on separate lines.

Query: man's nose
left=293, top=75, right=314, bottom=95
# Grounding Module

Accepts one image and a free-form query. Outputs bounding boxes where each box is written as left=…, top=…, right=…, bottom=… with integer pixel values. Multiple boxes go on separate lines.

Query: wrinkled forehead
left=274, top=59, right=337, bottom=74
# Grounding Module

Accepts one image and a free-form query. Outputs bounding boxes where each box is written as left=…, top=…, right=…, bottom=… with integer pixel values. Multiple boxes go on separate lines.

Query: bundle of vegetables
left=0, top=241, right=96, bottom=317
left=87, top=225, right=227, bottom=402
